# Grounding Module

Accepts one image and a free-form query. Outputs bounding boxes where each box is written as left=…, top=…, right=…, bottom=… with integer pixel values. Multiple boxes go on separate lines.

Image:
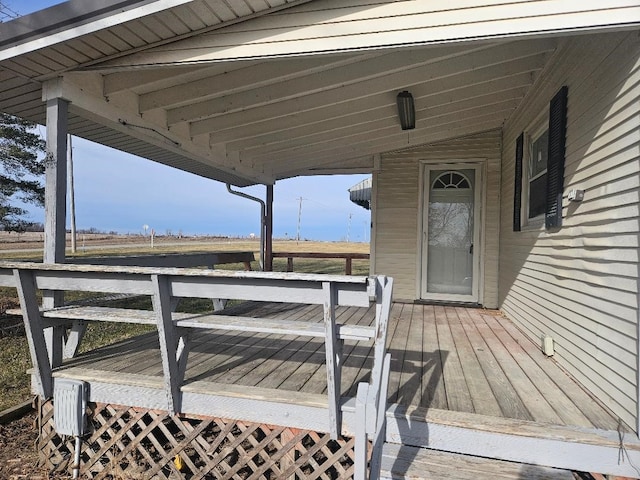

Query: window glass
left=528, top=129, right=548, bottom=219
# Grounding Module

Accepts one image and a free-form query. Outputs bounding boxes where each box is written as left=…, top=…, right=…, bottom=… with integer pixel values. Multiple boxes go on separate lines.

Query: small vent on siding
left=53, top=379, right=88, bottom=436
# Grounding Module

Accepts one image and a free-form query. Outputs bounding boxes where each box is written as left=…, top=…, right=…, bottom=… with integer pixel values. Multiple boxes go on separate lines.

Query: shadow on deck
left=64, top=301, right=622, bottom=432
left=52, top=300, right=640, bottom=477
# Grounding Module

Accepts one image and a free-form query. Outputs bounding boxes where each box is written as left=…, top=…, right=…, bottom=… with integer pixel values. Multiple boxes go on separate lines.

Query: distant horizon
left=0, top=227, right=371, bottom=243
left=10, top=1, right=373, bottom=245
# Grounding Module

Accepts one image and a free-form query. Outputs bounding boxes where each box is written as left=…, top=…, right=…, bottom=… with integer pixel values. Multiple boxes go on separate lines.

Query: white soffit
left=93, top=0, right=640, bottom=68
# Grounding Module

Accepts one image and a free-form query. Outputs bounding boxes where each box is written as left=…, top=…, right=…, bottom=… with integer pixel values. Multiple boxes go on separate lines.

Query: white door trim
left=417, top=160, right=486, bottom=303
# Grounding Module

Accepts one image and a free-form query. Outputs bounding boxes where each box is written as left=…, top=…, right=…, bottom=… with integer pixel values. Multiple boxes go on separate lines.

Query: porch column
left=42, top=96, right=69, bottom=366
left=265, top=184, right=273, bottom=271
left=44, top=96, right=69, bottom=269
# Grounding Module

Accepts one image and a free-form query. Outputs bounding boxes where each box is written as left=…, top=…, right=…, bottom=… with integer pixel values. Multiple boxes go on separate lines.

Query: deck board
left=57, top=302, right=625, bottom=433
left=208, top=303, right=318, bottom=387
left=186, top=302, right=305, bottom=383
left=387, top=303, right=413, bottom=405
left=419, top=305, right=447, bottom=410
left=448, top=307, right=502, bottom=417
left=396, top=305, right=424, bottom=407
left=469, top=308, right=564, bottom=424
left=489, top=312, right=620, bottom=430
left=437, top=306, right=475, bottom=413
left=480, top=311, right=594, bottom=427
left=381, top=443, right=575, bottom=480
left=458, top=308, right=531, bottom=420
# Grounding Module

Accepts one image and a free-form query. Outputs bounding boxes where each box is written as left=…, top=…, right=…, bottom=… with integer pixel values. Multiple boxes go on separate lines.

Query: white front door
left=421, top=165, right=482, bottom=303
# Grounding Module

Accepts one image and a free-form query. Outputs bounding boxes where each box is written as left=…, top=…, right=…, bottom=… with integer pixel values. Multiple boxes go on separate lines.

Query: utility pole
left=296, top=196, right=303, bottom=243
left=67, top=134, right=77, bottom=253
left=347, top=213, right=352, bottom=242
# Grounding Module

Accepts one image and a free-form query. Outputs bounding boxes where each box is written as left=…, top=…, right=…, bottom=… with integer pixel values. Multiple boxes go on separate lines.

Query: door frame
left=417, top=160, right=486, bottom=304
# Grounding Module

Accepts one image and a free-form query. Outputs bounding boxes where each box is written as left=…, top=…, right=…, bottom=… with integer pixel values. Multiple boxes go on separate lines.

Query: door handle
left=469, top=243, right=474, bottom=254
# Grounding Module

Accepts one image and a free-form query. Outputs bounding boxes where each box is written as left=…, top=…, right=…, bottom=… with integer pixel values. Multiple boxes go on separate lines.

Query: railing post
left=367, top=353, right=391, bottom=480
left=13, top=269, right=53, bottom=399
left=323, top=281, right=342, bottom=439
left=369, top=276, right=393, bottom=433
left=151, top=274, right=188, bottom=415
left=354, top=382, right=370, bottom=480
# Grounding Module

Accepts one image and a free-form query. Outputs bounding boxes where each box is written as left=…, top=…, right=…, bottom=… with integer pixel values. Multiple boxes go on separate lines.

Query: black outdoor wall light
left=396, top=90, right=415, bottom=130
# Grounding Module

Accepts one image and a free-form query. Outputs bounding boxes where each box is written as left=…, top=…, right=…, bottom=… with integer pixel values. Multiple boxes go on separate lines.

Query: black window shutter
left=513, top=133, right=524, bottom=231
left=545, top=85, right=568, bottom=229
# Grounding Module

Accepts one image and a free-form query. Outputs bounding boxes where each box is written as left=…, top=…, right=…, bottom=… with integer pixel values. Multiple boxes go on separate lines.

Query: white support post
left=43, top=97, right=69, bottom=367
left=13, top=269, right=53, bottom=398
left=323, top=281, right=343, bottom=439
left=151, top=274, right=188, bottom=415
left=43, top=98, right=69, bottom=271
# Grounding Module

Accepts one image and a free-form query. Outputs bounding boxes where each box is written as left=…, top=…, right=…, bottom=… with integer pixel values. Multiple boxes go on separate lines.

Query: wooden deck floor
left=61, top=301, right=623, bottom=432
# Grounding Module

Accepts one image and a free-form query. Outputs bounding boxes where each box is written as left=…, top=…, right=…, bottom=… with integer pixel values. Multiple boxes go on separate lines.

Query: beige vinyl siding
left=374, top=130, right=501, bottom=307
left=374, top=156, right=420, bottom=300
left=499, top=32, right=640, bottom=431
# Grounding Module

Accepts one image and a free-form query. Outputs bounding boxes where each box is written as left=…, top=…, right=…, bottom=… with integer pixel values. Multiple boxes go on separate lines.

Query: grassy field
left=0, top=239, right=369, bottom=411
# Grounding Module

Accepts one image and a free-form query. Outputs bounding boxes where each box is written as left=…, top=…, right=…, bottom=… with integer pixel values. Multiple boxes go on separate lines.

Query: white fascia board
left=0, top=0, right=196, bottom=63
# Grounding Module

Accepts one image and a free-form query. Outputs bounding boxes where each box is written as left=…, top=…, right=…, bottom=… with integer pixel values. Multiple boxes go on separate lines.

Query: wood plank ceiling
left=0, top=0, right=561, bottom=186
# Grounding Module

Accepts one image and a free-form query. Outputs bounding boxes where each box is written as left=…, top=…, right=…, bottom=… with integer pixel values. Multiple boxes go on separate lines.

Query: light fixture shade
left=396, top=91, right=415, bottom=130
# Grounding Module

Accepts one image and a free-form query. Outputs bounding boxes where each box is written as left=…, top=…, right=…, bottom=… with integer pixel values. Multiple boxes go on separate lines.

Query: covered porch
left=1, top=2, right=639, bottom=478
left=49, top=300, right=636, bottom=476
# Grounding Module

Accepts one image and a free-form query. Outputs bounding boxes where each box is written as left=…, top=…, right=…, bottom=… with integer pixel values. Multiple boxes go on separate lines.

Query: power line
left=0, top=2, right=20, bottom=21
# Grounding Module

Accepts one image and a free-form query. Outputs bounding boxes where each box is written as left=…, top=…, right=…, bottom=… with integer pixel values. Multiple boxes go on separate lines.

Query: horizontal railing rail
left=67, top=251, right=254, bottom=270
left=272, top=251, right=370, bottom=275
left=1, top=261, right=393, bottom=473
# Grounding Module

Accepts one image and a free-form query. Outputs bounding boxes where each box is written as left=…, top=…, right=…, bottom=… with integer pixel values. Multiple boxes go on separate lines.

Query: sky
left=7, top=0, right=372, bottom=242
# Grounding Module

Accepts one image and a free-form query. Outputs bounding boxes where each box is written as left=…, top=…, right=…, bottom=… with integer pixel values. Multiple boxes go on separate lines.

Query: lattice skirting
left=38, top=399, right=359, bottom=479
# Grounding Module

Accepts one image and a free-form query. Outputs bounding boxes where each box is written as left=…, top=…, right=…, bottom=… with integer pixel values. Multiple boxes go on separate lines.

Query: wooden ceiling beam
left=171, top=42, right=491, bottom=125
left=139, top=53, right=371, bottom=112
left=225, top=75, right=532, bottom=152
left=103, top=65, right=211, bottom=95
left=45, top=73, right=272, bottom=185
left=244, top=100, right=518, bottom=161
left=189, top=39, right=553, bottom=134
left=253, top=109, right=510, bottom=172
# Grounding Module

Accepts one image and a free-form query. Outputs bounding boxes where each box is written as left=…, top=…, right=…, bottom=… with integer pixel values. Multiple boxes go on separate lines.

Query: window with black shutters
left=513, top=86, right=567, bottom=231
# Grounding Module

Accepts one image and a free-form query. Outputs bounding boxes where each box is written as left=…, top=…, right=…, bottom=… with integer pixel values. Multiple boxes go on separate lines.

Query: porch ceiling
left=0, top=0, right=635, bottom=186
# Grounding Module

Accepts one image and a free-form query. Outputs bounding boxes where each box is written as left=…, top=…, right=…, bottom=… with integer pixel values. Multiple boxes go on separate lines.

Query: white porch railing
left=0, top=261, right=392, bottom=479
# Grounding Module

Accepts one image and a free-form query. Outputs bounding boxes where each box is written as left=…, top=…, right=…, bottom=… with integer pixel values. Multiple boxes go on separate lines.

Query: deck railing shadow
left=387, top=348, right=447, bottom=479
left=63, top=314, right=450, bottom=413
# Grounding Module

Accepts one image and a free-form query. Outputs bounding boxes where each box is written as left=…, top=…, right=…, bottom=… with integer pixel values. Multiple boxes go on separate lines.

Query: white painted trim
left=385, top=405, right=640, bottom=478
left=370, top=172, right=378, bottom=276
left=0, top=1, right=196, bottom=62
left=415, top=164, right=426, bottom=300
left=45, top=372, right=362, bottom=435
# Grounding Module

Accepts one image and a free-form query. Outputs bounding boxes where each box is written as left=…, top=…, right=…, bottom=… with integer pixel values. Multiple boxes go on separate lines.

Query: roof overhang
left=1, top=0, right=638, bottom=186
